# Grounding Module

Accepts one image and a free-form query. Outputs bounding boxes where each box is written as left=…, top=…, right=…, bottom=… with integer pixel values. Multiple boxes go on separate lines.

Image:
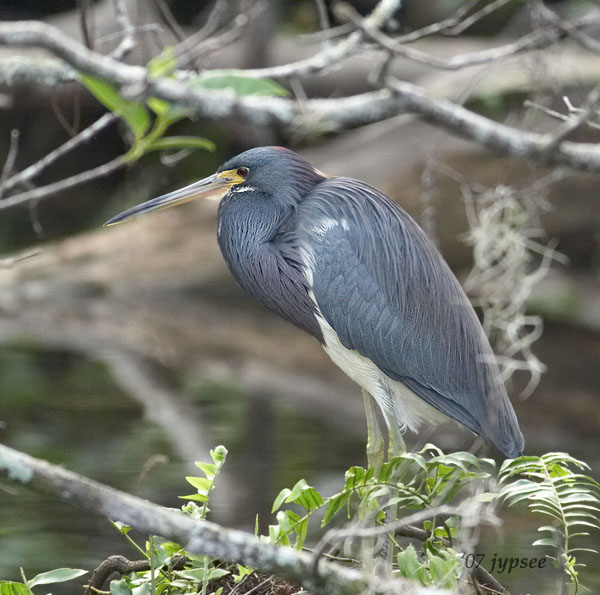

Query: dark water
left=0, top=332, right=599, bottom=594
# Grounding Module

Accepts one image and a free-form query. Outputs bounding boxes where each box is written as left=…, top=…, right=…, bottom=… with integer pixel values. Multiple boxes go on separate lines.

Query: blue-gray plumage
left=106, top=146, right=525, bottom=459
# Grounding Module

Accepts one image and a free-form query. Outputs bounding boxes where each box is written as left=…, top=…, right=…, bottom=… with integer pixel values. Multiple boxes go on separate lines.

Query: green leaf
left=276, top=509, right=298, bottom=534
left=27, top=568, right=87, bottom=588
left=80, top=74, right=150, bottom=139
left=189, top=70, right=288, bottom=97
left=110, top=578, right=133, bottom=595
left=428, top=552, right=459, bottom=590
left=194, top=461, right=217, bottom=478
left=233, top=564, right=254, bottom=584
left=272, top=488, right=291, bottom=513
left=396, top=545, right=422, bottom=579
left=146, top=136, right=216, bottom=153
left=147, top=97, right=190, bottom=126
left=322, top=491, right=351, bottom=525
left=534, top=538, right=558, bottom=547
left=211, top=445, right=228, bottom=465
left=148, top=47, right=177, bottom=79
left=293, top=516, right=309, bottom=550
left=186, top=476, right=212, bottom=491
left=161, top=541, right=184, bottom=557
left=500, top=451, right=600, bottom=592
left=180, top=493, right=209, bottom=502
left=176, top=568, right=230, bottom=582
left=286, top=479, right=324, bottom=511
left=112, top=521, right=132, bottom=535
left=344, top=465, right=369, bottom=489
left=0, top=582, right=29, bottom=595
left=132, top=583, right=151, bottom=595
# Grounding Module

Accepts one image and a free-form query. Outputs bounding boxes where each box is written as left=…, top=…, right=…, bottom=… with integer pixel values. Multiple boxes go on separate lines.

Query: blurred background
left=0, top=1, right=599, bottom=593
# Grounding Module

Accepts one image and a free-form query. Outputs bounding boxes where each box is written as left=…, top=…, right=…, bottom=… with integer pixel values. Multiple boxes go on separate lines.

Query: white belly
left=316, top=311, right=447, bottom=433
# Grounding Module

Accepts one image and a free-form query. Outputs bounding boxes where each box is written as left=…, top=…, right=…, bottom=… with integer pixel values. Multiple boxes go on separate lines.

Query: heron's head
left=218, top=147, right=325, bottom=206
left=105, top=146, right=326, bottom=226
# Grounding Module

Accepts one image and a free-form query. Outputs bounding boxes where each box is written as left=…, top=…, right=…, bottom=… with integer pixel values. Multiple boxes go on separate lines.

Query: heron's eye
left=236, top=167, right=249, bottom=178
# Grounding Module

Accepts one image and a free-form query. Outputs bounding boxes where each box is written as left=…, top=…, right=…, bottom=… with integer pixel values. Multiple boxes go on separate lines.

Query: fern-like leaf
left=499, top=453, right=600, bottom=593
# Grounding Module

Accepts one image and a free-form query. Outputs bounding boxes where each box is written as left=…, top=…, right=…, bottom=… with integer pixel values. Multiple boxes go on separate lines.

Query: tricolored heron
left=106, top=146, right=524, bottom=464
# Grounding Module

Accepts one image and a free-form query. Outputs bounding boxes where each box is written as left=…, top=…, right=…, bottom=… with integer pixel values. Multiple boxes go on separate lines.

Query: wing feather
left=295, top=177, right=524, bottom=457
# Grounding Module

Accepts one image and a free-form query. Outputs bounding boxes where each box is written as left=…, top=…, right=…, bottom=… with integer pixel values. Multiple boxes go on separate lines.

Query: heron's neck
left=216, top=194, right=323, bottom=341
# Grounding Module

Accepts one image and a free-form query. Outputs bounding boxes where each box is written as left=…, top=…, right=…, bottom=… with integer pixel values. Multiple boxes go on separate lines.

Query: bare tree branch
left=234, top=0, right=401, bottom=79
left=0, top=443, right=447, bottom=595
left=383, top=78, right=600, bottom=173
left=340, top=5, right=600, bottom=71
left=2, top=6, right=600, bottom=211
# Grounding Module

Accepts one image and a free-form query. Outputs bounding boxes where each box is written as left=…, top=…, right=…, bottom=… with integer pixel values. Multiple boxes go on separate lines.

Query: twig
left=241, top=575, right=275, bottom=595
left=312, top=503, right=505, bottom=594
left=0, top=155, right=126, bottom=210
left=524, top=99, right=600, bottom=131
left=0, top=444, right=445, bottom=595
left=111, top=0, right=137, bottom=60
left=447, top=0, right=515, bottom=36
left=50, top=88, right=81, bottom=137
left=151, top=0, right=187, bottom=45
left=314, top=0, right=332, bottom=36
left=541, top=82, right=600, bottom=151
left=314, top=505, right=498, bottom=562
left=0, top=248, right=39, bottom=268
left=1, top=112, right=118, bottom=196
left=299, top=23, right=355, bottom=44
left=392, top=0, right=480, bottom=43
left=182, top=10, right=258, bottom=64
left=171, top=0, right=230, bottom=70
left=77, top=0, right=95, bottom=50
left=0, top=129, right=19, bottom=200
left=87, top=555, right=155, bottom=593
left=537, top=2, right=600, bottom=55
left=99, top=24, right=163, bottom=47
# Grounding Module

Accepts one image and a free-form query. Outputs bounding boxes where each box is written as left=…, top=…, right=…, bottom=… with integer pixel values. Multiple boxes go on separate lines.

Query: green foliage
left=397, top=544, right=462, bottom=591
left=79, top=49, right=288, bottom=164
left=267, top=444, right=495, bottom=590
left=181, top=445, right=228, bottom=520
left=107, top=446, right=236, bottom=595
left=500, top=452, right=600, bottom=593
left=0, top=568, right=87, bottom=594
left=3, top=446, right=599, bottom=594
left=80, top=72, right=215, bottom=162
left=270, top=445, right=494, bottom=547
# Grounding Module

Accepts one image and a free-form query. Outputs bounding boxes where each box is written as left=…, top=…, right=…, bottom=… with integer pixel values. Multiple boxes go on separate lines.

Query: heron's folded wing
left=296, top=178, right=523, bottom=456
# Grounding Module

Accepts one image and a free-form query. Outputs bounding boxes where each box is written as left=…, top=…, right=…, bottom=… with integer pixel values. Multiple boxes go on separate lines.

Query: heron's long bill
left=104, top=170, right=239, bottom=226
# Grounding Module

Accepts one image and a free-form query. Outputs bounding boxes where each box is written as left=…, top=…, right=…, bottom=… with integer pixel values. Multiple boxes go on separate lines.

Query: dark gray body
left=216, top=147, right=524, bottom=458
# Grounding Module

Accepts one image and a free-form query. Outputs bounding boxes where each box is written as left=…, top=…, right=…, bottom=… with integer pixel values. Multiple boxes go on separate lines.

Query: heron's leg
left=387, top=420, right=406, bottom=459
left=383, top=418, right=406, bottom=568
left=362, top=390, right=385, bottom=469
